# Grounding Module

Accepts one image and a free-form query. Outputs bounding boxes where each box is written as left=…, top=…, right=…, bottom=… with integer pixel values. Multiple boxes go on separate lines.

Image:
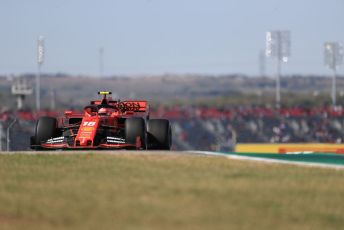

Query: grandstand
left=163, top=106, right=344, bottom=151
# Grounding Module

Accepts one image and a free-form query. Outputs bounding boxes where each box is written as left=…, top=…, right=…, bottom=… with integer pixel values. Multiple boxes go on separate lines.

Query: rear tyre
left=147, top=119, right=172, bottom=150
left=125, top=117, right=147, bottom=149
left=34, top=117, right=59, bottom=147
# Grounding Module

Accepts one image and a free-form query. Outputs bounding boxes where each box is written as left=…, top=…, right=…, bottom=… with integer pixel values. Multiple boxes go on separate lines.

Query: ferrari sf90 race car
left=30, top=92, right=172, bottom=150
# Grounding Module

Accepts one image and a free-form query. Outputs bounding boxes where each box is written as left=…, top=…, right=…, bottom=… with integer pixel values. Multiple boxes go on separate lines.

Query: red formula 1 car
left=30, top=91, right=172, bottom=150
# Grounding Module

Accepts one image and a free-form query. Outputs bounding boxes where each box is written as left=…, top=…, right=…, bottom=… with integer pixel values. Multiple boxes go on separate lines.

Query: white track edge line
left=190, top=151, right=344, bottom=170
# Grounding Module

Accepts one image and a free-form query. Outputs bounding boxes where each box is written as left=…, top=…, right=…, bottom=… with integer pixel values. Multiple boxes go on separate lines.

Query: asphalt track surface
left=1, top=150, right=344, bottom=170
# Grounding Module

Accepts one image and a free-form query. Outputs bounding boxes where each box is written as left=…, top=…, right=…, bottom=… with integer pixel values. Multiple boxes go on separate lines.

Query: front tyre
left=125, top=117, right=147, bottom=150
left=34, top=117, right=59, bottom=146
left=147, top=119, right=172, bottom=150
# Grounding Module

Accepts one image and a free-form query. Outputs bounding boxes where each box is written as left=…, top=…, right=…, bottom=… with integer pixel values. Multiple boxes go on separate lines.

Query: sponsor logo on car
left=106, top=136, right=126, bottom=144
left=46, top=136, right=65, bottom=144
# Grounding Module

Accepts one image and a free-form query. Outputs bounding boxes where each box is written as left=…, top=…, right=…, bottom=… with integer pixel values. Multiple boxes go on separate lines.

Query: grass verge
left=0, top=152, right=344, bottom=230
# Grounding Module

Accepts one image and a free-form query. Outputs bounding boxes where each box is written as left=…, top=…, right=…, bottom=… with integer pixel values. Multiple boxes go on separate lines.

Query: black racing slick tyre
left=34, top=117, right=59, bottom=146
left=125, top=117, right=147, bottom=150
left=147, top=119, right=172, bottom=150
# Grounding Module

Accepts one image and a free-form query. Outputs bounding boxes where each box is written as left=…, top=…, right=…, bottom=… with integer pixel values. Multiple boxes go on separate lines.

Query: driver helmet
left=98, top=108, right=108, bottom=116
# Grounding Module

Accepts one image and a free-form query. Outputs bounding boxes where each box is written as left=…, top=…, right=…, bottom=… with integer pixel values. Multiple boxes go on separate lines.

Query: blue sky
left=0, top=0, right=343, bottom=76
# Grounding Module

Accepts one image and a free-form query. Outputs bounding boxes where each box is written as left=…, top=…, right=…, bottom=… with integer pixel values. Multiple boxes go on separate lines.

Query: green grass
left=0, top=153, right=344, bottom=230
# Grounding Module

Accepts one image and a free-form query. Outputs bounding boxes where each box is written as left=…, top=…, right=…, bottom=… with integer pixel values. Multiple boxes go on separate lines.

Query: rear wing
left=90, top=100, right=148, bottom=112
left=121, top=101, right=148, bottom=112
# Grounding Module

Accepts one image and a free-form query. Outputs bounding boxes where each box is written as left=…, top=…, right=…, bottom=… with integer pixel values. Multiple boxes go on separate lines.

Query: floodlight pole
left=36, top=36, right=44, bottom=111
left=276, top=55, right=281, bottom=109
left=332, top=67, right=337, bottom=108
left=324, top=42, right=343, bottom=109
left=266, top=30, right=290, bottom=109
left=36, top=64, right=41, bottom=111
left=6, top=118, right=17, bottom=152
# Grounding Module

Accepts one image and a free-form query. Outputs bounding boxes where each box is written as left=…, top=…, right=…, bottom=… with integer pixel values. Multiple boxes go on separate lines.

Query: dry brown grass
left=0, top=152, right=344, bottom=230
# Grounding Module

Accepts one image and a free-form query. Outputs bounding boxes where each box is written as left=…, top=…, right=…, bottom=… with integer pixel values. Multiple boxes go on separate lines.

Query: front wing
left=32, top=136, right=142, bottom=150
